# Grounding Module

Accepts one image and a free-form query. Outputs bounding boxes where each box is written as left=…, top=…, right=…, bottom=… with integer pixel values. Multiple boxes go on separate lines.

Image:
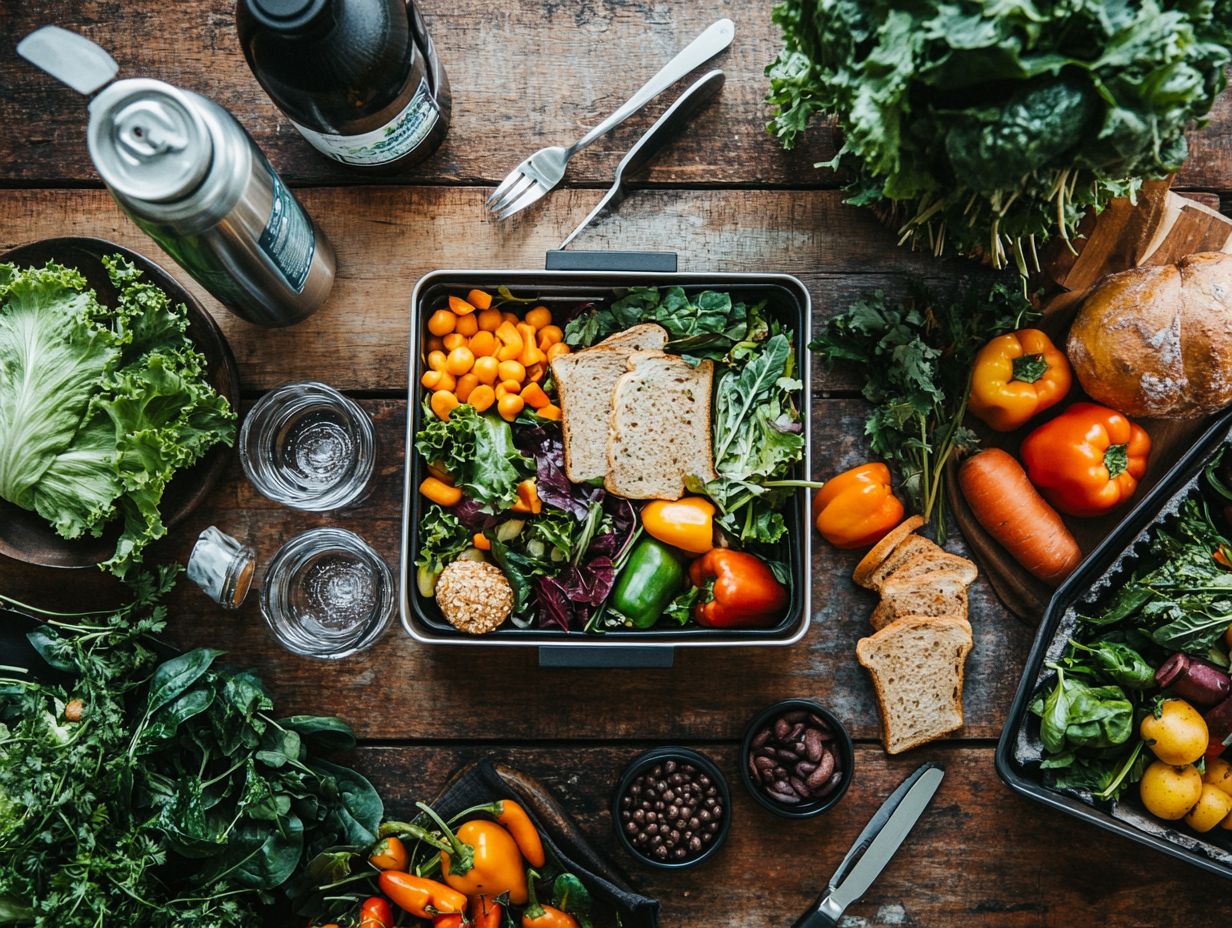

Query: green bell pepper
left=610, top=538, right=685, bottom=628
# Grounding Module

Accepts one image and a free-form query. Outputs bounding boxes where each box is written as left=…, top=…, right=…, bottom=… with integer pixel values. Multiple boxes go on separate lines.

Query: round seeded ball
left=435, top=560, right=513, bottom=634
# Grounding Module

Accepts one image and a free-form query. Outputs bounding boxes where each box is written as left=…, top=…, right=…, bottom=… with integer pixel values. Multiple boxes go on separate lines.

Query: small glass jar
left=186, top=526, right=256, bottom=609
left=260, top=528, right=393, bottom=659
left=239, top=381, right=375, bottom=512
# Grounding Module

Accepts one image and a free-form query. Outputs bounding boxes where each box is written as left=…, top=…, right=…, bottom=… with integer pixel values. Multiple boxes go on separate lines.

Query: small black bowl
left=612, top=746, right=731, bottom=870
left=740, top=698, right=854, bottom=819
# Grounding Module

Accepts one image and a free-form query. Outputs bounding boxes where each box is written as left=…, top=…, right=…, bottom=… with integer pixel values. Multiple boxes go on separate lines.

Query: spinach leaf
left=281, top=716, right=357, bottom=753
left=1064, top=639, right=1155, bottom=691
left=1033, top=666, right=1134, bottom=753
left=146, top=647, right=222, bottom=714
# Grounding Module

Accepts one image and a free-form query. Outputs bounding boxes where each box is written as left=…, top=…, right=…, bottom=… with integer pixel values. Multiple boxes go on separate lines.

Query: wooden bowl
left=0, top=237, right=240, bottom=569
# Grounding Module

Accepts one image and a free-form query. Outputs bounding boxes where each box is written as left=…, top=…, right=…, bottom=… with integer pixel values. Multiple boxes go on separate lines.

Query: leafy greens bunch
left=766, top=0, right=1232, bottom=272
left=810, top=282, right=1035, bottom=539
left=0, top=257, right=235, bottom=577
left=0, top=572, right=380, bottom=928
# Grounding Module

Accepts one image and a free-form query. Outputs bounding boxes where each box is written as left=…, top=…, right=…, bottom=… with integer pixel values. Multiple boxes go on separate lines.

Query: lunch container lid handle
left=538, top=646, right=675, bottom=669
left=544, top=251, right=678, bottom=273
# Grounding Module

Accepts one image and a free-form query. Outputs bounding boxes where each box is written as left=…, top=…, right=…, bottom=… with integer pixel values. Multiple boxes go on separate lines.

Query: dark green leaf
left=146, top=648, right=222, bottom=714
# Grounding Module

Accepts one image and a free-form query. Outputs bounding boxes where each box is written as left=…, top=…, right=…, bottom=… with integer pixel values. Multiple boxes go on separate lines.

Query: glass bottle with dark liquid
left=236, top=0, right=450, bottom=170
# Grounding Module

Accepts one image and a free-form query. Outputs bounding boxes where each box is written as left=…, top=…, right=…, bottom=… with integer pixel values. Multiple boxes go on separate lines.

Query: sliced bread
left=864, top=534, right=945, bottom=591
left=597, top=323, right=669, bottom=352
left=870, top=570, right=970, bottom=631
left=873, top=550, right=978, bottom=593
left=551, top=325, right=669, bottom=483
left=605, top=351, right=715, bottom=499
left=856, top=614, right=973, bottom=754
left=852, top=516, right=926, bottom=588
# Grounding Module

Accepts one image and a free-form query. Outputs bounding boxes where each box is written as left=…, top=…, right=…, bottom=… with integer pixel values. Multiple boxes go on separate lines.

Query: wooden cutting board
left=948, top=180, right=1232, bottom=624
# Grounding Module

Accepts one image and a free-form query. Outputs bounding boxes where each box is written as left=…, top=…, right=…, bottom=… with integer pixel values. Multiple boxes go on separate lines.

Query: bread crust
left=852, top=516, right=925, bottom=588
left=1068, top=251, right=1232, bottom=418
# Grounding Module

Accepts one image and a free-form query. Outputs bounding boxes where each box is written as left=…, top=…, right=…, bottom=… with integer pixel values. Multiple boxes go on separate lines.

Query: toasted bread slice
left=873, top=550, right=978, bottom=593
left=870, top=570, right=970, bottom=631
left=852, top=516, right=925, bottom=589
left=597, top=323, right=669, bottom=352
left=605, top=351, right=715, bottom=499
left=857, top=614, right=973, bottom=754
left=865, top=534, right=944, bottom=591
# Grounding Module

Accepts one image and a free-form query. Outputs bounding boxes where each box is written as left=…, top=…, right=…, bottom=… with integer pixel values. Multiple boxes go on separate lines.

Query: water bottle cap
left=245, top=0, right=329, bottom=30
left=87, top=79, right=212, bottom=203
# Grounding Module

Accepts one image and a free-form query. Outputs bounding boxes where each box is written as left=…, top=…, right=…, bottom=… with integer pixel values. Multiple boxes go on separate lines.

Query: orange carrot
left=959, top=448, right=1081, bottom=587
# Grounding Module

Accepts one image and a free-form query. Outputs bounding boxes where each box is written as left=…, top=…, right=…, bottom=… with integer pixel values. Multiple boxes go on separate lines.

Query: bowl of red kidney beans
left=740, top=698, right=854, bottom=818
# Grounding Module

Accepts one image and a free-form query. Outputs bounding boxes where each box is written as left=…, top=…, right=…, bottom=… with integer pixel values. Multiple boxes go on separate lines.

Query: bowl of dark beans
left=740, top=698, right=853, bottom=818
left=612, top=747, right=731, bottom=869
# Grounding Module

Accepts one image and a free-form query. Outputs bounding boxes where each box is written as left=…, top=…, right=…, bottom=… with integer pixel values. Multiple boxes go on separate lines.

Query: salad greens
left=0, top=257, right=235, bottom=577
left=810, top=282, right=1034, bottom=540
left=0, top=571, right=379, bottom=928
left=565, top=286, right=769, bottom=362
left=693, top=332, right=804, bottom=544
left=415, top=402, right=533, bottom=512
left=766, top=0, right=1232, bottom=272
left=1082, top=496, right=1232, bottom=657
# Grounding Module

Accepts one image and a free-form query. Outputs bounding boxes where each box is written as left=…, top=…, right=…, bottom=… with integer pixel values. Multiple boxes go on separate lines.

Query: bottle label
left=259, top=167, right=315, bottom=293
left=290, top=78, right=440, bottom=166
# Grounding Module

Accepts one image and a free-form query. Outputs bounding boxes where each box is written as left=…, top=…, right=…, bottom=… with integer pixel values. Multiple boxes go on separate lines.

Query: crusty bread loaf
left=870, top=570, right=970, bottom=631
left=857, top=615, right=973, bottom=754
left=1067, top=251, right=1232, bottom=418
left=852, top=516, right=926, bottom=588
left=605, top=352, right=715, bottom=499
left=864, top=534, right=944, bottom=591
left=551, top=325, right=668, bottom=483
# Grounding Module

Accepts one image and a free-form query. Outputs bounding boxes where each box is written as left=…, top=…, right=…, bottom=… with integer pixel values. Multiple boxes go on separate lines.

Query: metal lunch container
left=399, top=252, right=815, bottom=668
left=18, top=26, right=336, bottom=327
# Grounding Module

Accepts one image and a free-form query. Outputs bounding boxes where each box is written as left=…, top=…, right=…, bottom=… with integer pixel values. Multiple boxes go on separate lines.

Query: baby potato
left=1204, top=758, right=1232, bottom=797
left=1186, top=783, right=1232, bottom=832
left=1140, top=761, right=1202, bottom=820
left=1142, top=699, right=1209, bottom=766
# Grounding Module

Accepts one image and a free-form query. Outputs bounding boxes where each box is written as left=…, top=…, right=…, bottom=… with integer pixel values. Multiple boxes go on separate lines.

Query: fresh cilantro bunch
left=811, top=282, right=1035, bottom=539
left=766, top=0, right=1232, bottom=273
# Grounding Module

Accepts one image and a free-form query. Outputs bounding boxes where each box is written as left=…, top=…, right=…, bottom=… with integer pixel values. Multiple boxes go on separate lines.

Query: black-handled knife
left=791, top=763, right=944, bottom=928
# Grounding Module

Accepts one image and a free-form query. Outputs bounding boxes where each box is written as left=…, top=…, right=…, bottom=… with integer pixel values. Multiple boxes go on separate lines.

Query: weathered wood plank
left=2, top=0, right=1230, bottom=193
left=0, top=185, right=979, bottom=392
left=352, top=742, right=1231, bottom=928
left=0, top=398, right=1033, bottom=743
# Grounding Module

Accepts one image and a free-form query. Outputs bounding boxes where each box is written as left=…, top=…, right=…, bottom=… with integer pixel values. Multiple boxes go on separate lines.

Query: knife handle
left=790, top=893, right=843, bottom=928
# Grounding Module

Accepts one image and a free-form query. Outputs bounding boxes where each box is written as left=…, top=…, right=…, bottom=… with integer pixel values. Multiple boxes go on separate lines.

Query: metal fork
left=485, top=18, right=734, bottom=221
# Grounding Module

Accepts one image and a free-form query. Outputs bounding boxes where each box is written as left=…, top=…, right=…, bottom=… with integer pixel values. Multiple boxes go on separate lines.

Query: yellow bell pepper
left=641, top=497, right=715, bottom=554
left=414, top=802, right=529, bottom=906
left=968, top=328, right=1072, bottom=432
left=812, top=462, right=904, bottom=549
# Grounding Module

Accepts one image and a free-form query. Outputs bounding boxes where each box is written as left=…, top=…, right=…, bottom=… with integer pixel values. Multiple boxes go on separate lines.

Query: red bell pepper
left=1020, top=402, right=1150, bottom=517
left=688, top=549, right=788, bottom=628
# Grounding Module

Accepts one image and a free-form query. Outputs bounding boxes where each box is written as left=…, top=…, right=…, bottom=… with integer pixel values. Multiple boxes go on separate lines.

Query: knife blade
left=791, top=763, right=944, bottom=928
left=18, top=26, right=118, bottom=96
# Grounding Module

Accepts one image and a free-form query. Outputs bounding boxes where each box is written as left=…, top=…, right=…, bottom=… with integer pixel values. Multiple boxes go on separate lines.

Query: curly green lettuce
left=0, top=255, right=235, bottom=577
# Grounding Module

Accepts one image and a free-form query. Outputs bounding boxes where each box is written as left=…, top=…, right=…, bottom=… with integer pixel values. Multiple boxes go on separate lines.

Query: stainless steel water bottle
left=17, top=26, right=336, bottom=327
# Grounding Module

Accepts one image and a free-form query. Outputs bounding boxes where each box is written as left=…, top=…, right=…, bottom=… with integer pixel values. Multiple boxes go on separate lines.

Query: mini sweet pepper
left=812, top=462, right=905, bottom=549
left=378, top=872, right=467, bottom=919
left=522, top=871, right=580, bottom=928
left=1020, top=402, right=1150, bottom=516
left=968, top=328, right=1072, bottom=431
left=689, top=549, right=788, bottom=628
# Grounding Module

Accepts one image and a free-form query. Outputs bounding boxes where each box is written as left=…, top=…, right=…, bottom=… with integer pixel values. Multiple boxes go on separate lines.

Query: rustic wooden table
left=3, top=3, right=1232, bottom=925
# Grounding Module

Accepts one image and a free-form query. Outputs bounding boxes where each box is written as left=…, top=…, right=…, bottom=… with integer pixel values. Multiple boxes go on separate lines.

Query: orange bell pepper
left=471, top=895, right=504, bottom=928
left=640, top=497, right=715, bottom=554
left=379, top=871, right=467, bottom=919
left=1020, top=402, right=1150, bottom=516
left=417, top=803, right=529, bottom=906
left=688, top=549, right=788, bottom=628
left=812, top=462, right=905, bottom=549
left=968, top=328, right=1072, bottom=432
left=451, top=799, right=547, bottom=869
